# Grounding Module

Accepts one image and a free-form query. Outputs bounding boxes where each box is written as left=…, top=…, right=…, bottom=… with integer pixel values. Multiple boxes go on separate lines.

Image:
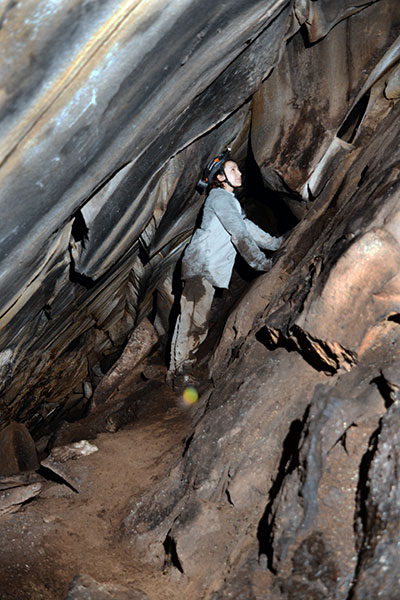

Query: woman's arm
left=243, top=218, right=283, bottom=250
left=212, top=195, right=272, bottom=271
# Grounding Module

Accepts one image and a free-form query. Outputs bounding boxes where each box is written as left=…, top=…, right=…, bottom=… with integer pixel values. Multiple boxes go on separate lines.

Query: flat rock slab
left=0, top=471, right=43, bottom=516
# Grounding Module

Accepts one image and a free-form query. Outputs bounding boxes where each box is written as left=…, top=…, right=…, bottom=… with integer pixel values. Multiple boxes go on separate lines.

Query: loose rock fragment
left=0, top=422, right=39, bottom=476
left=0, top=478, right=42, bottom=516
left=49, top=440, right=99, bottom=463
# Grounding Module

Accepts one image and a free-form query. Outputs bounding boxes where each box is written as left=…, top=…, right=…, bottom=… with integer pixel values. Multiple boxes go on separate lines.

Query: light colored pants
left=169, top=276, right=215, bottom=375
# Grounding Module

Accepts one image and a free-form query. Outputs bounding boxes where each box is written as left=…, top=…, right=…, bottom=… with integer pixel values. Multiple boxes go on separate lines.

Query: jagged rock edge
left=263, top=324, right=358, bottom=374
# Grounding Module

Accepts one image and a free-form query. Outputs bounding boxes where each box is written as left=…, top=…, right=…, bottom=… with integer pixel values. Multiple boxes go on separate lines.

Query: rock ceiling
left=1, top=0, right=400, bottom=597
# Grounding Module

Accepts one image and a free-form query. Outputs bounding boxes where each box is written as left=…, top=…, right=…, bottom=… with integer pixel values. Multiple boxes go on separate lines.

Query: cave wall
left=2, top=0, right=398, bottom=437
left=0, top=0, right=295, bottom=432
left=1, top=0, right=400, bottom=598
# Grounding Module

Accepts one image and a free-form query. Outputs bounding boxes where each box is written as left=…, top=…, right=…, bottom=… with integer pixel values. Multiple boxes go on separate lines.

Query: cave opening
left=241, top=142, right=299, bottom=238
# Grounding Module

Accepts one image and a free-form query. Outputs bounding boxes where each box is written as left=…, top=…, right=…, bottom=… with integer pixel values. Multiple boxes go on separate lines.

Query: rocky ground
left=0, top=373, right=200, bottom=600
left=1, top=307, right=400, bottom=600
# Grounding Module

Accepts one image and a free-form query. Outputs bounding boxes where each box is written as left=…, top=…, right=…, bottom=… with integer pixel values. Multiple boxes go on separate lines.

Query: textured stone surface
left=91, top=317, right=158, bottom=410
left=66, top=573, right=149, bottom=600
left=1, top=1, right=400, bottom=598
left=119, top=3, right=400, bottom=596
left=0, top=472, right=43, bottom=517
left=349, top=401, right=400, bottom=599
left=0, top=422, right=39, bottom=475
left=252, top=0, right=399, bottom=208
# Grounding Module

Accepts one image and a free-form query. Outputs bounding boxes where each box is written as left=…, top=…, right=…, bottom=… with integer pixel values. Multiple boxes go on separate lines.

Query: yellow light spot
left=183, top=386, right=198, bottom=405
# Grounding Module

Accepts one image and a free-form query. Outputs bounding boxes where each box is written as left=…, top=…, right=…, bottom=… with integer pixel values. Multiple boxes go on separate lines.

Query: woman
left=168, top=152, right=284, bottom=385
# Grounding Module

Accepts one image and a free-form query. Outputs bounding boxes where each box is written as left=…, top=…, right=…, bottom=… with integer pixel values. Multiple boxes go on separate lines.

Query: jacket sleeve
left=243, top=218, right=283, bottom=250
left=211, top=195, right=272, bottom=271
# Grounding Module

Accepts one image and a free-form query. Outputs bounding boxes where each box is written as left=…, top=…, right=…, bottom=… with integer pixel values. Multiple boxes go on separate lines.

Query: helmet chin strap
left=222, top=168, right=238, bottom=190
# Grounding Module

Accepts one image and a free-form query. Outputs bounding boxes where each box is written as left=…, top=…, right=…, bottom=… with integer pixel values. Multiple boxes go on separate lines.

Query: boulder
left=0, top=422, right=39, bottom=476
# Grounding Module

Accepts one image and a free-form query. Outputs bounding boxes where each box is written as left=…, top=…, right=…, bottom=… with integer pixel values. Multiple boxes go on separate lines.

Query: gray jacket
left=182, top=188, right=282, bottom=288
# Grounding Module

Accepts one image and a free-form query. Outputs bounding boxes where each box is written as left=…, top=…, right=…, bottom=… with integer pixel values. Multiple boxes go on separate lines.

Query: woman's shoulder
left=206, top=188, right=234, bottom=203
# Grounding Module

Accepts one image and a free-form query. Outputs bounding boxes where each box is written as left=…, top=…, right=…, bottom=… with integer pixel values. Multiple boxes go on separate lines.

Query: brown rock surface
left=0, top=1, right=400, bottom=599
left=0, top=422, right=39, bottom=475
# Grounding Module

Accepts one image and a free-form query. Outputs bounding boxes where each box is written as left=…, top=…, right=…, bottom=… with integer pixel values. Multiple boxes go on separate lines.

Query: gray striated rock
left=0, top=0, right=296, bottom=433
left=0, top=472, right=43, bottom=517
left=66, top=573, right=149, bottom=600
left=350, top=401, right=400, bottom=599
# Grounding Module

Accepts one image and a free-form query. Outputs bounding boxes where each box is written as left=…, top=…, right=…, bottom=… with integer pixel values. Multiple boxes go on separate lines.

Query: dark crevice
left=348, top=422, right=382, bottom=599
left=229, top=339, right=244, bottom=363
left=256, top=325, right=339, bottom=375
left=256, top=326, right=297, bottom=353
left=69, top=210, right=94, bottom=288
left=257, top=405, right=310, bottom=572
left=357, top=164, right=369, bottom=188
left=147, top=290, right=159, bottom=330
left=295, top=259, right=323, bottom=315
left=387, top=313, right=400, bottom=324
left=42, top=304, right=52, bottom=321
left=99, top=349, right=123, bottom=375
left=138, top=237, right=150, bottom=266
left=62, top=334, right=83, bottom=355
left=297, top=23, right=318, bottom=49
left=69, top=251, right=95, bottom=289
left=243, top=140, right=299, bottom=234
left=337, top=90, right=371, bottom=144
left=163, top=531, right=184, bottom=573
left=371, top=374, right=394, bottom=409
left=335, top=427, right=354, bottom=455
left=182, top=432, right=194, bottom=457
left=225, top=488, right=234, bottom=506
left=71, top=209, right=89, bottom=246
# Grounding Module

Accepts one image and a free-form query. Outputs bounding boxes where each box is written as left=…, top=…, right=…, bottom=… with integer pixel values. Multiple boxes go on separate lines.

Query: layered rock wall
left=1, top=2, right=400, bottom=596
left=0, top=0, right=293, bottom=432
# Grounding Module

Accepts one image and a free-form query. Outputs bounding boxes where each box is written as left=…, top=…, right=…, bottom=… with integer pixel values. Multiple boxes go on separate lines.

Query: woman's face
left=219, top=160, right=242, bottom=189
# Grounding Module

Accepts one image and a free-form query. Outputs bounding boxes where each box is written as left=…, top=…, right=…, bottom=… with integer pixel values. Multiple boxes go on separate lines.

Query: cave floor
left=0, top=383, right=200, bottom=600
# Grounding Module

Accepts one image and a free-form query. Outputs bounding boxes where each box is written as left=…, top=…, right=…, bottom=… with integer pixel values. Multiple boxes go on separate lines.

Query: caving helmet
left=197, top=147, right=232, bottom=193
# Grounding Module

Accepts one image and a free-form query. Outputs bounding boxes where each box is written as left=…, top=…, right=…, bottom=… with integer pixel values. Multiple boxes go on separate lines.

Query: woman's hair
left=210, top=166, right=226, bottom=189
